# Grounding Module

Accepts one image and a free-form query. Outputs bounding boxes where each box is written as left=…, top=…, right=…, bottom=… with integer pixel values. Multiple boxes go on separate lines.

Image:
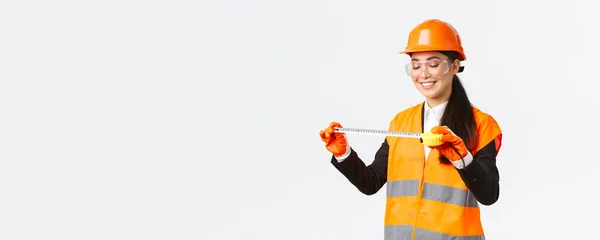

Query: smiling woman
left=319, top=19, right=503, bottom=240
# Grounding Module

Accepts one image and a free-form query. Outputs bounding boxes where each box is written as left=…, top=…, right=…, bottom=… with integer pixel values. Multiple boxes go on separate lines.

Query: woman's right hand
left=319, top=122, right=349, bottom=157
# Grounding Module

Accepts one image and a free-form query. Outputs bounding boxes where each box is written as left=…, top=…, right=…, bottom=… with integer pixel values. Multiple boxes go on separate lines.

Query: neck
left=426, top=97, right=449, bottom=108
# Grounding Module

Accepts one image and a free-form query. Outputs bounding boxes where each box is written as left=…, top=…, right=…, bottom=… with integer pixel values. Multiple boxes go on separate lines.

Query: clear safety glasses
left=404, top=59, right=450, bottom=77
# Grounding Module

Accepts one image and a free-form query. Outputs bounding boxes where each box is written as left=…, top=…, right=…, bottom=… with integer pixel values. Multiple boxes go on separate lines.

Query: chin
left=422, top=94, right=438, bottom=99
left=417, top=89, right=437, bottom=99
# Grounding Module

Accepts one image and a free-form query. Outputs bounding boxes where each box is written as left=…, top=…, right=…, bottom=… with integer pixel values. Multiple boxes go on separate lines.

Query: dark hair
left=437, top=51, right=477, bottom=164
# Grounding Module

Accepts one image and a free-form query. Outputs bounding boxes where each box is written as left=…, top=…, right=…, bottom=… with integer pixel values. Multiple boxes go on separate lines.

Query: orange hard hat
left=400, top=19, right=466, bottom=61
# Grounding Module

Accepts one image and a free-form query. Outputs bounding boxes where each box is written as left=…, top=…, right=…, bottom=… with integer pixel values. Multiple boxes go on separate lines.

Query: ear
left=451, top=59, right=460, bottom=74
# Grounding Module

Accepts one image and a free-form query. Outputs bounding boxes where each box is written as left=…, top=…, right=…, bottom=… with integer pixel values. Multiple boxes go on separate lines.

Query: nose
left=419, top=68, right=431, bottom=79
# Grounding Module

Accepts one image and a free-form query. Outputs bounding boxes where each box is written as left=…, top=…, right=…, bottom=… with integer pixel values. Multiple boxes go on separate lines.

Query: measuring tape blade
left=334, top=127, right=422, bottom=139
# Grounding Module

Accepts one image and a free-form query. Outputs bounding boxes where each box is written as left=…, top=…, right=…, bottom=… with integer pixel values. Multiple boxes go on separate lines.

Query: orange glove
left=430, top=126, right=468, bottom=161
left=319, top=122, right=349, bottom=158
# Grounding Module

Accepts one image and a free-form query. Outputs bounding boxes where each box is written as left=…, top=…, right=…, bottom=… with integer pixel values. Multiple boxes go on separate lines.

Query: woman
left=319, top=19, right=503, bottom=240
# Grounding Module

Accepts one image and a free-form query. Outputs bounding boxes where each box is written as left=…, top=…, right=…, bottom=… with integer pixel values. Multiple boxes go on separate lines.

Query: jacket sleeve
left=330, top=139, right=389, bottom=195
left=456, top=139, right=500, bottom=205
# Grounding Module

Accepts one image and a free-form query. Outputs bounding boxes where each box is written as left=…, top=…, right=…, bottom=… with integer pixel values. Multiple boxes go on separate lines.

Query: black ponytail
left=438, top=51, right=477, bottom=164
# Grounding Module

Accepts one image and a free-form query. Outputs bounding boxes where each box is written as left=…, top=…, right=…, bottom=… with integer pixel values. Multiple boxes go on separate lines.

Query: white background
left=1, top=0, right=599, bottom=239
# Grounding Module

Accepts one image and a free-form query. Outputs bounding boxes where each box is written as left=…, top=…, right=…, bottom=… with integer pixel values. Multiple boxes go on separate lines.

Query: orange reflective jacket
left=384, top=102, right=502, bottom=240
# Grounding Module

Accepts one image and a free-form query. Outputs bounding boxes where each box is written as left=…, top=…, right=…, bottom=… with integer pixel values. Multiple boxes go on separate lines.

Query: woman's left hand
left=430, top=126, right=469, bottom=161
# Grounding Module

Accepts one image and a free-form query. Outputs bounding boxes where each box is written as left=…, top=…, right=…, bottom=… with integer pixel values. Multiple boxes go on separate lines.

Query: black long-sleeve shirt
left=330, top=138, right=500, bottom=205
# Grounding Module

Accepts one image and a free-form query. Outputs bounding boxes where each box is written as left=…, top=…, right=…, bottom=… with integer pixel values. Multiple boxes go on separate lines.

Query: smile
left=420, top=81, right=436, bottom=89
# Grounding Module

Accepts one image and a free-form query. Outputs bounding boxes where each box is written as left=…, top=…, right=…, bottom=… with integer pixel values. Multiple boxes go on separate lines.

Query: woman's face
left=408, top=51, right=459, bottom=102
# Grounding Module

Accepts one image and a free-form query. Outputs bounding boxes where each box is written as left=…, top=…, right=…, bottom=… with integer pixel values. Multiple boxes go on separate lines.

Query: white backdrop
left=1, top=0, right=599, bottom=239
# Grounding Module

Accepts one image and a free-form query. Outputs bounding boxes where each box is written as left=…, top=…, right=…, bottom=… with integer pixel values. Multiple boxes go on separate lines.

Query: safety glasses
left=404, top=59, right=450, bottom=77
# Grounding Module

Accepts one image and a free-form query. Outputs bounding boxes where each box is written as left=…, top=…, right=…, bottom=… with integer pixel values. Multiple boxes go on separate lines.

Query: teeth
left=422, top=82, right=434, bottom=86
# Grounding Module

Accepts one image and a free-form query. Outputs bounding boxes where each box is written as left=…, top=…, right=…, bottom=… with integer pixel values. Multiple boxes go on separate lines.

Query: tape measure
left=333, top=127, right=444, bottom=146
left=334, top=128, right=422, bottom=138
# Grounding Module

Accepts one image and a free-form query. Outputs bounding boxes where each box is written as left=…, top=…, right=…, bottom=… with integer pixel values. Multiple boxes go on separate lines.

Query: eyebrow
left=411, top=56, right=442, bottom=61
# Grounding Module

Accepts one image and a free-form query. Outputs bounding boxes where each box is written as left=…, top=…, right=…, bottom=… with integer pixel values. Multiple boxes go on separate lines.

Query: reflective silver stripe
left=386, top=180, right=420, bottom=197
left=414, top=228, right=485, bottom=240
left=385, top=226, right=486, bottom=240
left=384, top=225, right=414, bottom=240
left=422, top=182, right=479, bottom=208
left=387, top=180, right=478, bottom=208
